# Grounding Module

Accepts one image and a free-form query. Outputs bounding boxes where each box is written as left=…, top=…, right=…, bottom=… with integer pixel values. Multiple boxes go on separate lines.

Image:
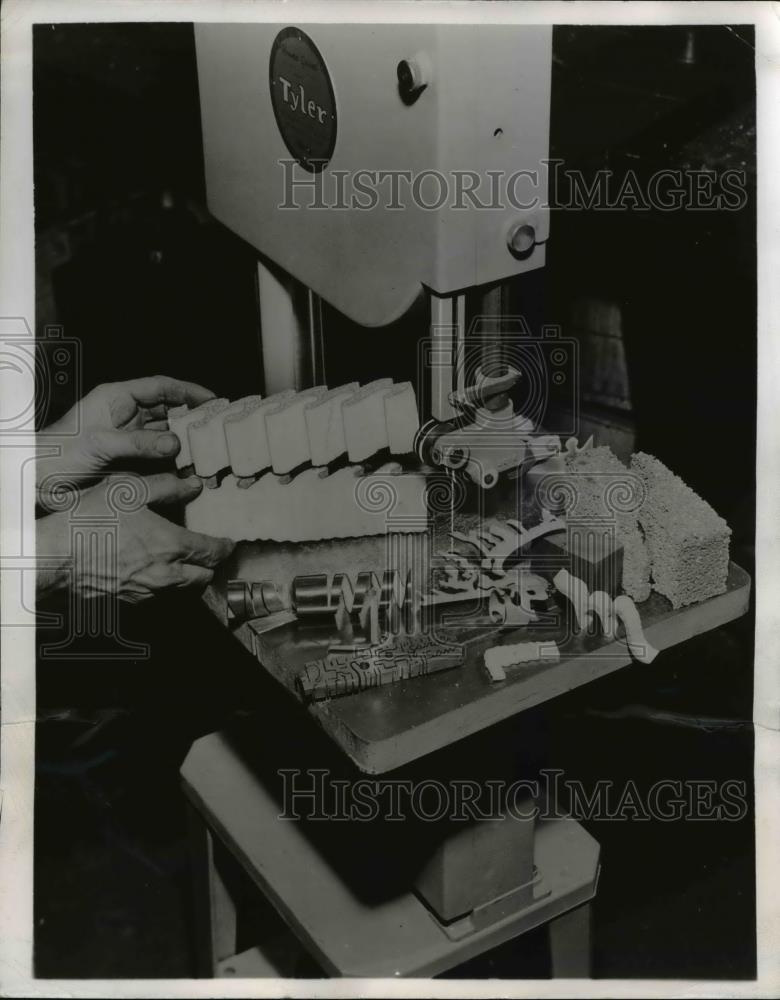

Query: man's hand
left=36, top=472, right=235, bottom=604
left=37, top=376, right=215, bottom=510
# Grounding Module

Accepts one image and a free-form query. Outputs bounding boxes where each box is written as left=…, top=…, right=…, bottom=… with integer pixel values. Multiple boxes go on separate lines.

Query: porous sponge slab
left=620, top=523, right=652, bottom=603
left=564, top=446, right=651, bottom=601
left=563, top=446, right=631, bottom=519
left=631, top=452, right=730, bottom=608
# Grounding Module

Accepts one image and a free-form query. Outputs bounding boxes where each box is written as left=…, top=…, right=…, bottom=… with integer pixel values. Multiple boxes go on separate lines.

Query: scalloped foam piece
left=265, top=387, right=327, bottom=475
left=169, top=398, right=228, bottom=470
left=342, top=379, right=394, bottom=463
left=223, top=391, right=294, bottom=478
left=305, top=383, right=360, bottom=467
left=184, top=466, right=428, bottom=543
left=384, top=382, right=420, bottom=455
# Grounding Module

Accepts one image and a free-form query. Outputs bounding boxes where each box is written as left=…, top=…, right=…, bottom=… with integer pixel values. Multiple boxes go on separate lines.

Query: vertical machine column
left=257, top=259, right=325, bottom=394
left=429, top=291, right=466, bottom=421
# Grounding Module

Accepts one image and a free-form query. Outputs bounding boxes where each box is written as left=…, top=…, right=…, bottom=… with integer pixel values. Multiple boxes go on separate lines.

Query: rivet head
left=507, top=223, right=536, bottom=257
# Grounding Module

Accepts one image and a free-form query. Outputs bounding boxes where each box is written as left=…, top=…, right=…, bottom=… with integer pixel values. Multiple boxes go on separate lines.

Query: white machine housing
left=195, top=23, right=552, bottom=329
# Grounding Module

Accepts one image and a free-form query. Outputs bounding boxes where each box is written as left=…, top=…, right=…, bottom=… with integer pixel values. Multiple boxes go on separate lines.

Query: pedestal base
left=182, top=731, right=600, bottom=978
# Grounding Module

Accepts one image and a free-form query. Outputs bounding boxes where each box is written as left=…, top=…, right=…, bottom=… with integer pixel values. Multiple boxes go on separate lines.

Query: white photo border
left=1, top=2, right=777, bottom=997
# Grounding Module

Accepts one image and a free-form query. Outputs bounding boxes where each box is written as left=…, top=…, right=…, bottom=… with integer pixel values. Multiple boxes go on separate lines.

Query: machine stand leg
left=548, top=901, right=592, bottom=978
left=186, top=803, right=238, bottom=977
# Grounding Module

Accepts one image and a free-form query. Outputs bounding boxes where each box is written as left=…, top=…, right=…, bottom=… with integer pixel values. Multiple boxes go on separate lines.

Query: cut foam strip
left=588, top=590, right=617, bottom=638
left=266, top=387, right=327, bottom=475
left=483, top=640, right=559, bottom=679
left=483, top=656, right=507, bottom=683
left=167, top=404, right=193, bottom=468
left=614, top=595, right=658, bottom=664
left=342, top=378, right=394, bottom=463
left=189, top=398, right=245, bottom=479
left=553, top=568, right=593, bottom=630
left=224, top=391, right=293, bottom=478
left=304, top=383, right=359, bottom=467
left=169, top=399, right=227, bottom=470
left=185, top=399, right=231, bottom=477
left=222, top=395, right=265, bottom=477
left=529, top=434, right=561, bottom=458
left=384, top=381, right=420, bottom=454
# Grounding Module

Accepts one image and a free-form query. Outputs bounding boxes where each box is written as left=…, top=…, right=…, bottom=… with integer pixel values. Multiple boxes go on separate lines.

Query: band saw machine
left=178, top=22, right=751, bottom=978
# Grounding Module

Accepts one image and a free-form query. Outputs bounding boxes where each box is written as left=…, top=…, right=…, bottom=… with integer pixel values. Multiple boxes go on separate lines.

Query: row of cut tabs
left=168, top=379, right=420, bottom=485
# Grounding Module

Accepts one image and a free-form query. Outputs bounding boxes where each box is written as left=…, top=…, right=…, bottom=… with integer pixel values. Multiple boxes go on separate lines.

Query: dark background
left=33, top=23, right=756, bottom=979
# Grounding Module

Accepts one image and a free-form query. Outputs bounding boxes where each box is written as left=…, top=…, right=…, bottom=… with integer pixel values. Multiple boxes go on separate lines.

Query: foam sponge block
left=631, top=452, right=730, bottom=608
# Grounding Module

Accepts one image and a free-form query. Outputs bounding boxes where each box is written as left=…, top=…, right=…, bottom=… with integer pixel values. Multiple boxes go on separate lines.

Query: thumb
left=92, top=427, right=181, bottom=463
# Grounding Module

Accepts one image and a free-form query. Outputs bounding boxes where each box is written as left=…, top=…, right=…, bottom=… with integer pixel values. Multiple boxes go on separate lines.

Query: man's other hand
left=36, top=472, right=235, bottom=603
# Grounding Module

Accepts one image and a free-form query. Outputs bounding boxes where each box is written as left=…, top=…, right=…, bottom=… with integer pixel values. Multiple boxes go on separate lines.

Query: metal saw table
left=181, top=556, right=750, bottom=977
